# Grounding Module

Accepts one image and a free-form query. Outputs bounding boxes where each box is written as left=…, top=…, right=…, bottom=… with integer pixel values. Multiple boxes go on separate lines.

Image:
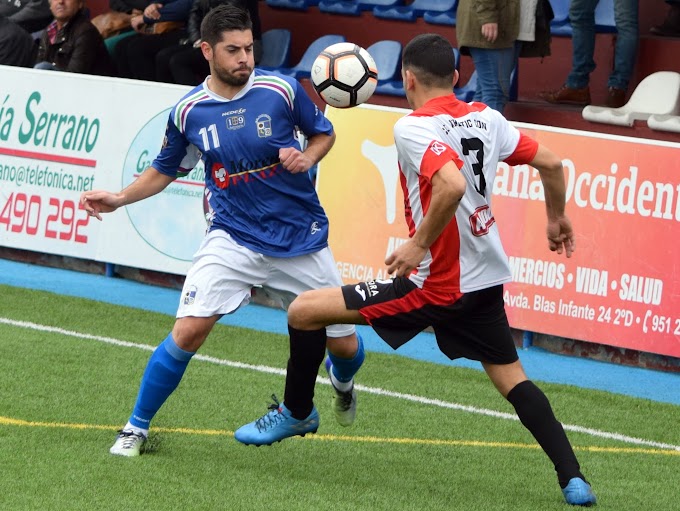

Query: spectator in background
left=93, top=0, right=155, bottom=55
left=540, top=0, right=639, bottom=108
left=34, top=0, right=116, bottom=75
left=456, top=0, right=519, bottom=113
left=0, top=0, right=51, bottom=33
left=0, top=14, right=37, bottom=67
left=113, top=0, right=192, bottom=81
left=651, top=0, right=680, bottom=37
left=155, top=0, right=262, bottom=85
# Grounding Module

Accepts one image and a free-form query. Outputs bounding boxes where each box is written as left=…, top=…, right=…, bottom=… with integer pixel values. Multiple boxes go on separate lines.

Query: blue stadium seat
left=265, top=0, right=319, bottom=11
left=548, top=0, right=572, bottom=35
left=373, top=0, right=455, bottom=21
left=594, top=0, right=617, bottom=33
left=259, top=29, right=292, bottom=69
left=423, top=10, right=457, bottom=26
left=276, top=34, right=347, bottom=79
left=358, top=0, right=402, bottom=10
left=318, top=0, right=361, bottom=15
left=550, top=0, right=618, bottom=36
left=454, top=70, right=477, bottom=102
left=423, top=0, right=458, bottom=25
left=367, top=40, right=402, bottom=82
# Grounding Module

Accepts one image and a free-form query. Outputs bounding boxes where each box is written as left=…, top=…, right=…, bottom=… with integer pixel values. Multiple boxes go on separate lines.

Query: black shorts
left=342, top=278, right=518, bottom=365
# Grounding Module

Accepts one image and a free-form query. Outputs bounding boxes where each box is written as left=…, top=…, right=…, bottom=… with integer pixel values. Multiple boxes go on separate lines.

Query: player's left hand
left=385, top=239, right=426, bottom=277
left=547, top=215, right=575, bottom=258
left=279, top=147, right=313, bottom=174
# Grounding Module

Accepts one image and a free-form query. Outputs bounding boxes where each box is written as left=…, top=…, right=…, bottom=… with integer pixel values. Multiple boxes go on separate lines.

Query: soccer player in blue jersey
left=80, top=4, right=365, bottom=456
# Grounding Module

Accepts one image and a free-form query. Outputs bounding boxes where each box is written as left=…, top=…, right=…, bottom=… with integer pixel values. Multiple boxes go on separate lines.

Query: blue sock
left=328, top=332, right=365, bottom=383
left=129, top=334, right=194, bottom=429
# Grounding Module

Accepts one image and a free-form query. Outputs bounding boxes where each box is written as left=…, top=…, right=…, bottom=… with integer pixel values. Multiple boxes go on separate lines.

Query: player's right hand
left=546, top=215, right=575, bottom=258
left=79, top=191, right=123, bottom=221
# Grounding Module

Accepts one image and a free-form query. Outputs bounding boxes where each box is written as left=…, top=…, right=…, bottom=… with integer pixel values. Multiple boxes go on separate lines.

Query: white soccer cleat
left=109, top=429, right=147, bottom=457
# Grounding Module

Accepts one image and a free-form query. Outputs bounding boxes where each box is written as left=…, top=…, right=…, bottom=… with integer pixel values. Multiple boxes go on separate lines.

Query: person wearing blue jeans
left=542, top=0, right=639, bottom=108
left=456, top=0, right=521, bottom=113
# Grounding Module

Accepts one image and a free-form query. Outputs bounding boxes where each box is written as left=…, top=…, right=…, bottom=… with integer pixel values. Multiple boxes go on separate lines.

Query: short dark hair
left=402, top=34, right=455, bottom=88
left=200, top=4, right=253, bottom=47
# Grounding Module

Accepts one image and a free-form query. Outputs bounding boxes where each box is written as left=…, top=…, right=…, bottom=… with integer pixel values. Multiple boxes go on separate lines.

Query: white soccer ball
left=311, top=42, right=378, bottom=109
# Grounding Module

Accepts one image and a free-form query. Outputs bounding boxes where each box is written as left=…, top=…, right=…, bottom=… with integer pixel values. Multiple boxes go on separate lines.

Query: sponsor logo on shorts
left=183, top=285, right=198, bottom=305
left=469, top=205, right=496, bottom=237
left=310, top=221, right=321, bottom=235
left=354, top=284, right=366, bottom=301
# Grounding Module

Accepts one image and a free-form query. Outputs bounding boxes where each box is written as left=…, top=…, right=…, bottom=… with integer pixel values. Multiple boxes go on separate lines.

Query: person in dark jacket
left=0, top=0, right=52, bottom=33
left=0, top=15, right=37, bottom=67
left=155, top=0, right=261, bottom=85
left=34, top=0, right=116, bottom=75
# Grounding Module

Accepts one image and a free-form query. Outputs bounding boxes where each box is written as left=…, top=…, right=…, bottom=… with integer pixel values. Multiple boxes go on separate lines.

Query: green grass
left=0, top=284, right=678, bottom=510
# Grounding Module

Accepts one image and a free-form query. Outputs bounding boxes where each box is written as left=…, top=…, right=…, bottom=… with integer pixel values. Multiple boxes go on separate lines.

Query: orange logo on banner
left=317, top=105, right=409, bottom=284
left=318, top=106, right=680, bottom=358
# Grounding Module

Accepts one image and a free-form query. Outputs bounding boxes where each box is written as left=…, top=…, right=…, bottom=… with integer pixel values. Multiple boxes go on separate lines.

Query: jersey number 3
left=461, top=137, right=485, bottom=197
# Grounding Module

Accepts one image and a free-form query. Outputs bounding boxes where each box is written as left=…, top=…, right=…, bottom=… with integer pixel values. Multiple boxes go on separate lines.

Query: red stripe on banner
left=0, top=146, right=97, bottom=168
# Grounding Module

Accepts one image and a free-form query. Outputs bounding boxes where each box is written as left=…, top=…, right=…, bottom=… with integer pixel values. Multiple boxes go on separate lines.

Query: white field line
left=2, top=317, right=679, bottom=452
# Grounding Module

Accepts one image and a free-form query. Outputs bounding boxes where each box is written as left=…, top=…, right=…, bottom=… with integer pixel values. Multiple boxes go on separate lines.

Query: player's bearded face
left=211, top=31, right=255, bottom=87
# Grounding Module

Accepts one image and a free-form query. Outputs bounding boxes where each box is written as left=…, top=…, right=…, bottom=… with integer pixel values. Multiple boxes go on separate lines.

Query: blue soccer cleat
left=562, top=477, right=597, bottom=506
left=234, top=395, right=319, bottom=446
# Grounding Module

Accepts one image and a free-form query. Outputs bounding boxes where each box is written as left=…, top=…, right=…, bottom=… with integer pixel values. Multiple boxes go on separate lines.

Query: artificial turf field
left=1, top=285, right=678, bottom=510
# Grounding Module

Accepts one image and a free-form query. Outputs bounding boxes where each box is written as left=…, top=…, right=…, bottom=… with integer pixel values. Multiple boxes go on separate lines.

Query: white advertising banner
left=0, top=66, right=206, bottom=275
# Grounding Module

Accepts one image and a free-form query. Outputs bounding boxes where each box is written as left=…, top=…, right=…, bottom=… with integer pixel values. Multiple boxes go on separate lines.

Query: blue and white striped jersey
left=152, top=69, right=334, bottom=257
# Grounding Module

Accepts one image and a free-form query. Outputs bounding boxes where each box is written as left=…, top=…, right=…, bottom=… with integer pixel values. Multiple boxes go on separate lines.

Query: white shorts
left=177, top=229, right=354, bottom=338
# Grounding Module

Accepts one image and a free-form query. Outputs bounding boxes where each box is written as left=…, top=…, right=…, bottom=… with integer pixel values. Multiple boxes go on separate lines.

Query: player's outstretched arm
left=529, top=144, right=575, bottom=257
left=279, top=132, right=336, bottom=174
left=80, top=167, right=176, bottom=220
left=386, top=161, right=466, bottom=276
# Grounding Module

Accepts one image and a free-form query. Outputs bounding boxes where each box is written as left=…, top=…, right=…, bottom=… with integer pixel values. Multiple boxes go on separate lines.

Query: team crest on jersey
left=469, top=205, right=496, bottom=237
left=183, top=285, right=198, bottom=305
left=429, top=141, right=447, bottom=156
left=212, top=162, right=229, bottom=189
left=256, top=114, right=272, bottom=138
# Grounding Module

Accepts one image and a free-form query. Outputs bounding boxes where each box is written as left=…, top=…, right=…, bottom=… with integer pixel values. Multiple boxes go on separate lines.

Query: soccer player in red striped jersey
left=236, top=33, right=596, bottom=507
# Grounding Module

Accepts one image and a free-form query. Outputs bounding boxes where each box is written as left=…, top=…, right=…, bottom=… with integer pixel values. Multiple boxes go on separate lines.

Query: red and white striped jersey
left=394, top=95, right=538, bottom=293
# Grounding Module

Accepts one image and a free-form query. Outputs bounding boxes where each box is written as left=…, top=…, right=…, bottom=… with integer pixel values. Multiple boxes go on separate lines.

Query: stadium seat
left=594, top=0, right=616, bottom=33
left=367, top=40, right=402, bottom=82
left=647, top=114, right=680, bottom=133
left=373, top=0, right=456, bottom=22
left=265, top=0, right=319, bottom=11
left=318, top=0, right=361, bottom=15
left=549, top=0, right=572, bottom=35
left=423, top=10, right=457, bottom=26
left=276, top=34, right=346, bottom=79
left=454, top=70, right=477, bottom=102
left=358, top=0, right=403, bottom=10
left=582, top=71, right=680, bottom=127
left=259, top=29, right=292, bottom=69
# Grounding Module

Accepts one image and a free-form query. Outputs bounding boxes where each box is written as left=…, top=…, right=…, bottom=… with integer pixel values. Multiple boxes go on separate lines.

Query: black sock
left=283, top=325, right=327, bottom=420
left=507, top=380, right=585, bottom=488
